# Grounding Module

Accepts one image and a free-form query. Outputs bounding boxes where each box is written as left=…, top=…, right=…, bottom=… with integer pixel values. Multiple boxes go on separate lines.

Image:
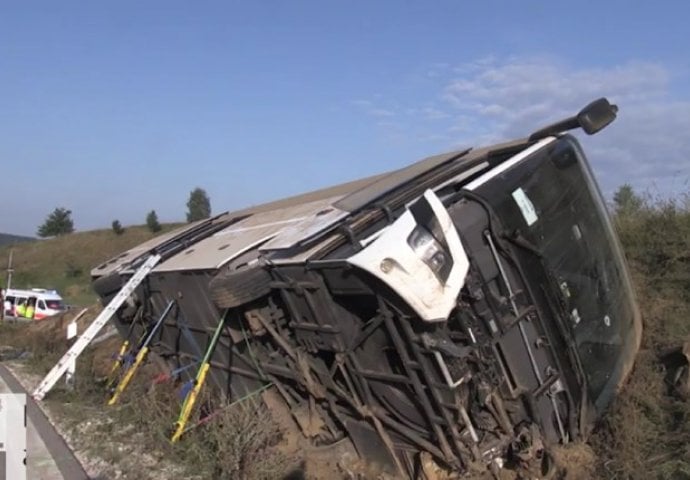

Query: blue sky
left=1, top=1, right=689, bottom=235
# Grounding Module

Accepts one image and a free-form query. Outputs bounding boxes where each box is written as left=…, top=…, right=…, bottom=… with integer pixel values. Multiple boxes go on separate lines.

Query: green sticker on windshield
left=512, top=187, right=538, bottom=226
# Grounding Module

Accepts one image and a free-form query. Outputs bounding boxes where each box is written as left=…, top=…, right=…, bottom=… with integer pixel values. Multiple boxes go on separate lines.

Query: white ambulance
left=3, top=288, right=66, bottom=320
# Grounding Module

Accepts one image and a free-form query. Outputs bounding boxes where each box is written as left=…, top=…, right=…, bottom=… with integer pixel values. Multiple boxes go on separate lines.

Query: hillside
left=0, top=232, right=35, bottom=246
left=0, top=224, right=180, bottom=305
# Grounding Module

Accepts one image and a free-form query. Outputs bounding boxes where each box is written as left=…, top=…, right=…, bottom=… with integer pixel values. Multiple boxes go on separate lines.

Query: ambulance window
left=6, top=296, right=14, bottom=304
left=38, top=300, right=46, bottom=309
left=46, top=300, right=65, bottom=310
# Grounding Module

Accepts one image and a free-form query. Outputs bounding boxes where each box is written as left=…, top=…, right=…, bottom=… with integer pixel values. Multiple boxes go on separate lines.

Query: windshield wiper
left=540, top=265, right=589, bottom=385
left=503, top=229, right=589, bottom=388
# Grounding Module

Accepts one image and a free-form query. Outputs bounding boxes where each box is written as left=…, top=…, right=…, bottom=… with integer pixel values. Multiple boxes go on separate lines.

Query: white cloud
left=442, top=57, right=671, bottom=137
left=368, top=108, right=396, bottom=117
left=420, top=107, right=450, bottom=120
left=441, top=57, right=690, bottom=196
left=356, top=56, right=690, bottom=197
left=352, top=99, right=372, bottom=108
left=352, top=99, right=397, bottom=118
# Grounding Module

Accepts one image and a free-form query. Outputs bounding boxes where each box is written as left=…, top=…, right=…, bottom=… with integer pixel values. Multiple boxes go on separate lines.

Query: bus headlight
left=407, top=226, right=452, bottom=282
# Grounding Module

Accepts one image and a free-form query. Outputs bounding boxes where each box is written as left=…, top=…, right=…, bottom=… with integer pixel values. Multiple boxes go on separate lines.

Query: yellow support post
left=106, top=300, right=175, bottom=406
left=170, top=362, right=210, bottom=443
left=105, top=308, right=147, bottom=390
left=105, top=339, right=129, bottom=389
left=107, top=346, right=149, bottom=405
left=170, top=310, right=228, bottom=443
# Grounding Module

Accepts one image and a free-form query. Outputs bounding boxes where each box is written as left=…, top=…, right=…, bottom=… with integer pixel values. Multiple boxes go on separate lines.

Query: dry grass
left=590, top=197, right=690, bottom=479
left=0, top=314, right=293, bottom=479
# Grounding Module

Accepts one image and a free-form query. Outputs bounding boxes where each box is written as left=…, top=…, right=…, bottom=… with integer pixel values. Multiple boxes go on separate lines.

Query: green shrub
left=111, top=220, right=125, bottom=235
left=592, top=188, right=690, bottom=479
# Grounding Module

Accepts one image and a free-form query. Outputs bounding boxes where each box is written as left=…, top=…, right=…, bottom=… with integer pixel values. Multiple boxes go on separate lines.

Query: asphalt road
left=0, top=364, right=89, bottom=480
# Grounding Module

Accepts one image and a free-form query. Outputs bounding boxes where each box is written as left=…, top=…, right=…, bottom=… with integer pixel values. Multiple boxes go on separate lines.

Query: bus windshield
left=475, top=136, right=637, bottom=407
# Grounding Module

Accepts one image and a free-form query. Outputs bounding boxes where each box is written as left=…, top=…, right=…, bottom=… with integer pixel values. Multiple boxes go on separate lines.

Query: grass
left=590, top=196, right=690, bottom=479
left=65, top=360, right=292, bottom=479
left=0, top=223, right=181, bottom=306
left=1, top=309, right=293, bottom=480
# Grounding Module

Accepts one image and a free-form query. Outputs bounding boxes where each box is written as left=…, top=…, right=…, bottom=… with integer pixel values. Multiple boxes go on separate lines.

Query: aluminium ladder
left=33, top=254, right=162, bottom=401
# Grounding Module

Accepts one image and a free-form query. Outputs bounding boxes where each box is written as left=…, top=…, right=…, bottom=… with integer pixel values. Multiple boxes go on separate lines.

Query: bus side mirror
left=577, top=98, right=618, bottom=135
left=529, top=97, right=619, bottom=141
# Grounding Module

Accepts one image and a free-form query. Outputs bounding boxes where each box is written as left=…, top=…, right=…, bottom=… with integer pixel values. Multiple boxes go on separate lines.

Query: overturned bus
left=92, top=98, right=641, bottom=477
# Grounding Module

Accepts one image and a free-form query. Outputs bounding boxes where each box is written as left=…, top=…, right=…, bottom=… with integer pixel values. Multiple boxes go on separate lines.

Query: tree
left=111, top=220, right=125, bottom=235
left=37, top=207, right=74, bottom=237
left=613, top=184, right=643, bottom=217
left=146, top=210, right=162, bottom=233
left=186, top=187, right=212, bottom=222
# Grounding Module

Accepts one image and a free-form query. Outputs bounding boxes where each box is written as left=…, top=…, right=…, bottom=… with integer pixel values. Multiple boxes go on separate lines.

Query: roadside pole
left=1, top=249, right=13, bottom=323
left=65, top=320, right=78, bottom=389
left=6, top=249, right=14, bottom=289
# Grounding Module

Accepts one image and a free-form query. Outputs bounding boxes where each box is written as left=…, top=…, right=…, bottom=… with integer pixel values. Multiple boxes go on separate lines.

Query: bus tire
left=209, top=266, right=273, bottom=309
left=92, top=273, right=123, bottom=298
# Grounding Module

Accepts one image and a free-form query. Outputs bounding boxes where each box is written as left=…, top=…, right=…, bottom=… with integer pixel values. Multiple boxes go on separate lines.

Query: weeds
left=591, top=194, right=690, bottom=479
left=107, top=380, right=292, bottom=479
left=1, top=308, right=293, bottom=479
left=22, top=338, right=291, bottom=479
